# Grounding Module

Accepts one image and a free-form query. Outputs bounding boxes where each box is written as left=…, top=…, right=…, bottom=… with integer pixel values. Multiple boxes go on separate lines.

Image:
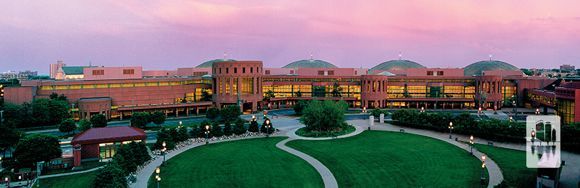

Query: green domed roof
left=464, top=60, right=519, bottom=76
left=370, top=60, right=425, bottom=72
left=283, top=59, right=337, bottom=68
left=196, top=59, right=236, bottom=68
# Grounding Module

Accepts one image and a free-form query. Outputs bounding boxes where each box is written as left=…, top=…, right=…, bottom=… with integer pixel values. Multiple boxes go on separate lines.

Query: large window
left=557, top=99, right=575, bottom=125
left=241, top=78, right=254, bottom=94
left=99, top=143, right=116, bottom=160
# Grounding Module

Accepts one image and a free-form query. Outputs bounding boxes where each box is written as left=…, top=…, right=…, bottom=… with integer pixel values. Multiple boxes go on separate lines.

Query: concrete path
left=39, top=166, right=105, bottom=179
left=276, top=138, right=338, bottom=188
left=365, top=122, right=504, bottom=188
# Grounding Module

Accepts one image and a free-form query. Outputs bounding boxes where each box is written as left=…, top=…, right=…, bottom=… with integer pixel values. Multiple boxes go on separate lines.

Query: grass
left=287, top=131, right=483, bottom=187
left=38, top=170, right=98, bottom=188
left=148, top=137, right=323, bottom=188
left=295, top=125, right=356, bottom=137
left=474, top=144, right=536, bottom=187
left=43, top=161, right=106, bottom=175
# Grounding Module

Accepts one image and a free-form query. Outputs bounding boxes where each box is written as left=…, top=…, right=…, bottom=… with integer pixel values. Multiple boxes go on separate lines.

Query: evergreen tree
left=248, top=119, right=259, bottom=133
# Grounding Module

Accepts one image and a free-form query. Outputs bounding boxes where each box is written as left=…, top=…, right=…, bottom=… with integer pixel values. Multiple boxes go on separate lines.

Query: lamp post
left=531, top=129, right=536, bottom=146
left=509, top=116, right=513, bottom=122
left=179, top=121, right=182, bottom=127
left=448, top=122, right=454, bottom=139
left=4, top=177, right=9, bottom=188
left=265, top=119, right=271, bottom=138
left=162, top=141, right=167, bottom=164
left=535, top=108, right=540, bottom=115
left=481, top=155, right=486, bottom=185
left=204, top=125, right=210, bottom=144
left=420, top=107, right=425, bottom=113
left=478, top=107, right=482, bottom=115
left=0, top=110, right=4, bottom=125
left=155, top=166, right=161, bottom=188
left=470, top=135, right=474, bottom=154
left=512, top=95, right=517, bottom=118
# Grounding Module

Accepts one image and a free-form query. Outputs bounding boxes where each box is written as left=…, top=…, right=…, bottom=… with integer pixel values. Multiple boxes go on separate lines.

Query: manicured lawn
left=287, top=131, right=483, bottom=187
left=38, top=170, right=98, bottom=188
left=295, top=125, right=356, bottom=137
left=148, top=137, right=323, bottom=188
left=474, top=144, right=536, bottom=187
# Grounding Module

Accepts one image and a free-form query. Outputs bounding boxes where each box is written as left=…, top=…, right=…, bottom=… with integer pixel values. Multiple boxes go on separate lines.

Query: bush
left=223, top=122, right=233, bottom=136
left=220, top=105, right=241, bottom=123
left=260, top=118, right=274, bottom=134
left=58, top=118, right=76, bottom=134
left=211, top=121, right=223, bottom=137
left=130, top=112, right=150, bottom=129
left=78, top=119, right=92, bottom=132
left=206, top=108, right=220, bottom=120
left=370, top=109, right=386, bottom=118
left=248, top=119, right=259, bottom=133
left=234, top=119, right=247, bottom=135
left=90, top=114, right=108, bottom=128
left=293, top=101, right=308, bottom=115
left=150, top=111, right=166, bottom=125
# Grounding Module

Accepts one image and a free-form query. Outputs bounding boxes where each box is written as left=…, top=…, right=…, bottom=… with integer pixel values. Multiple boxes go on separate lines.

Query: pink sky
left=1, top=0, right=579, bottom=73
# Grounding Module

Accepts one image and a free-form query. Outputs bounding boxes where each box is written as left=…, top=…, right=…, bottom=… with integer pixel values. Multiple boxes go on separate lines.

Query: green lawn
left=148, top=137, right=323, bottom=188
left=38, top=170, right=98, bottom=188
left=474, top=144, right=536, bottom=187
left=287, top=131, right=483, bottom=187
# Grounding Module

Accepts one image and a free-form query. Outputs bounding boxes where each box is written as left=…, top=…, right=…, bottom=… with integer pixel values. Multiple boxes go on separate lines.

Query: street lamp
left=531, top=129, right=536, bottom=146
left=178, top=121, right=182, bottom=128
left=155, top=166, right=161, bottom=188
left=469, top=135, right=474, bottom=154
left=162, top=141, right=167, bottom=164
left=420, top=107, right=425, bottom=113
left=535, top=108, right=540, bottom=115
left=264, top=119, right=271, bottom=137
left=448, top=122, right=454, bottom=139
left=0, top=110, right=4, bottom=125
left=509, top=116, right=513, bottom=122
left=204, top=125, right=210, bottom=144
left=4, top=177, right=8, bottom=188
left=481, top=155, right=486, bottom=185
left=478, top=107, right=482, bottom=115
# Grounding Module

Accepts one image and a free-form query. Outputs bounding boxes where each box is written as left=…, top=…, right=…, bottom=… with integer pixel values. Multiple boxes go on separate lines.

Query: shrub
left=234, top=119, right=247, bottom=135
left=206, top=108, right=220, bottom=120
left=90, top=114, right=108, bottom=128
left=248, top=119, right=259, bottom=133
left=92, top=162, right=127, bottom=188
left=223, top=122, right=233, bottom=136
left=211, top=121, right=223, bottom=137
left=78, top=119, right=92, bottom=132
left=58, top=118, right=76, bottom=134
left=293, top=101, right=308, bottom=115
left=130, top=112, right=150, bottom=129
left=150, top=111, right=166, bottom=125
left=300, top=100, right=347, bottom=132
left=220, top=105, right=241, bottom=123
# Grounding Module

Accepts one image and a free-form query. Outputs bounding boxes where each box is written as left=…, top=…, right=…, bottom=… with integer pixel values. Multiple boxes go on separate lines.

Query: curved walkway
left=367, top=121, right=504, bottom=188
left=276, top=138, right=338, bottom=188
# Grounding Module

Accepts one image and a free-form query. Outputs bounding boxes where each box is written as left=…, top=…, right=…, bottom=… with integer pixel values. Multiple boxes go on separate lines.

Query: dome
left=464, top=60, right=519, bottom=76
left=196, top=59, right=236, bottom=68
left=370, top=60, right=425, bottom=72
left=282, top=59, right=337, bottom=68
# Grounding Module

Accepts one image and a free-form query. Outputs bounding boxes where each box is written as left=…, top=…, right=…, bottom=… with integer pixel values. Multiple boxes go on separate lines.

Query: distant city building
left=0, top=70, right=38, bottom=80
left=560, top=64, right=575, bottom=72
left=6, top=58, right=577, bottom=125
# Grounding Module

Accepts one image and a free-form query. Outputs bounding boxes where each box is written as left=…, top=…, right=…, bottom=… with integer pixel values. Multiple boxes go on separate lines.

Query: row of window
left=40, top=80, right=211, bottom=90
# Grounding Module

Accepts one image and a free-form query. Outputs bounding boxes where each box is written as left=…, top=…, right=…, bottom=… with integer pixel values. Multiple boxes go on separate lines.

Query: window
left=123, top=69, right=134, bottom=75
left=243, top=67, right=246, bottom=73
left=234, top=68, right=237, bottom=73
left=290, top=70, right=294, bottom=74
left=437, top=71, right=444, bottom=76
left=355, top=71, right=358, bottom=75
left=219, top=68, right=222, bottom=74
left=250, top=67, right=253, bottom=73
left=92, top=69, right=104, bottom=75
left=318, top=71, right=325, bottom=75
left=328, top=70, right=334, bottom=75
left=265, top=70, right=271, bottom=75
left=226, top=68, right=229, bottom=74
left=427, top=71, right=434, bottom=76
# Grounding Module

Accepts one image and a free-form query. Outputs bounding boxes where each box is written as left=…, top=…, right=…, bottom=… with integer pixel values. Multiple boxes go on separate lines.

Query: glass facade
left=557, top=99, right=575, bottom=125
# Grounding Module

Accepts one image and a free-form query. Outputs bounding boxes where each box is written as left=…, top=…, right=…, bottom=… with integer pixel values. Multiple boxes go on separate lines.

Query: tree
left=206, top=107, right=220, bottom=120
left=220, top=105, right=241, bottom=123
left=223, top=121, right=233, bottom=136
left=234, top=119, right=246, bottom=135
left=0, top=125, right=21, bottom=158
left=130, top=112, right=150, bottom=129
left=260, top=118, right=274, bottom=134
left=92, top=162, right=128, bottom=188
left=90, top=114, right=108, bottom=128
left=201, top=89, right=212, bottom=101
left=150, top=111, right=166, bottom=125
left=2, top=103, right=24, bottom=128
left=300, top=100, right=347, bottom=132
left=295, top=90, right=302, bottom=97
left=14, top=134, right=62, bottom=167
left=248, top=119, right=259, bottom=133
left=211, top=121, right=223, bottom=137
left=78, top=119, right=92, bottom=132
left=189, top=125, right=201, bottom=138
left=47, top=99, right=70, bottom=125
left=49, top=93, right=59, bottom=100
left=293, top=101, right=307, bottom=115
left=58, top=118, right=76, bottom=135
left=175, top=126, right=189, bottom=142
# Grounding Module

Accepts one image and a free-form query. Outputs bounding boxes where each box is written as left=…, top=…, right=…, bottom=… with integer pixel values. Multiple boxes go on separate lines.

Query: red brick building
left=71, top=126, right=146, bottom=166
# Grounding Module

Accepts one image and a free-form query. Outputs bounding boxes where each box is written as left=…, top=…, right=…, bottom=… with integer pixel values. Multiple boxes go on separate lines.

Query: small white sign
left=369, top=116, right=374, bottom=127
left=526, top=115, right=561, bottom=168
